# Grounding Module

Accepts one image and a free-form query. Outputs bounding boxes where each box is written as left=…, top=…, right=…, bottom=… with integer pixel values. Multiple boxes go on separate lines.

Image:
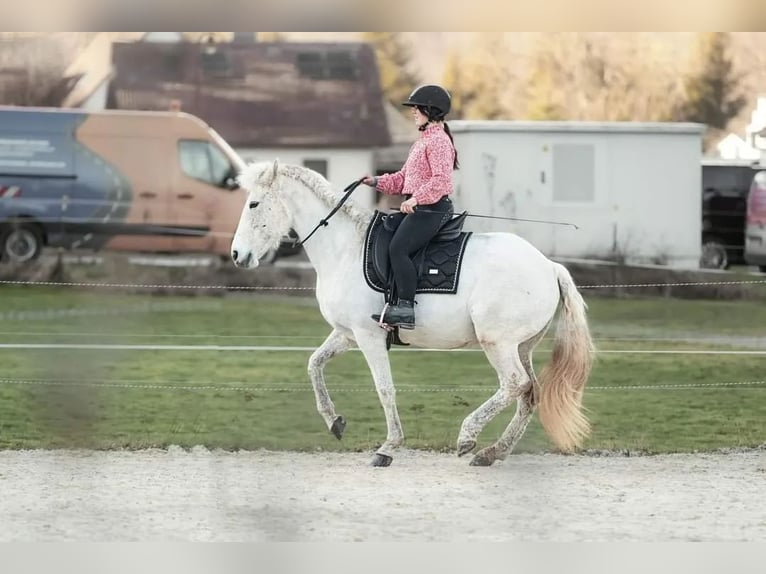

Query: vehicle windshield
left=207, top=128, right=246, bottom=172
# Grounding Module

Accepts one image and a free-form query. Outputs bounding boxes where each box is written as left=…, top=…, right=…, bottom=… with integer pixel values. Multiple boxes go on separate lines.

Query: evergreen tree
left=678, top=32, right=746, bottom=130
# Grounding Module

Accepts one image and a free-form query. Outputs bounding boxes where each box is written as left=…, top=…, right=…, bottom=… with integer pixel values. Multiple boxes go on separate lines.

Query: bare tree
left=524, top=33, right=684, bottom=122
left=442, top=34, right=515, bottom=120
left=362, top=32, right=422, bottom=110
left=0, top=33, right=86, bottom=106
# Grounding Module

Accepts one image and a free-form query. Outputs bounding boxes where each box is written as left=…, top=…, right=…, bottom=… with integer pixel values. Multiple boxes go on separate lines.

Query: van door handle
left=139, top=191, right=157, bottom=199
left=177, top=193, right=193, bottom=199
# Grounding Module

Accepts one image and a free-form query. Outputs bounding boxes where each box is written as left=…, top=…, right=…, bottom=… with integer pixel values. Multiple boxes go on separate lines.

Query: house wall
left=79, top=80, right=110, bottom=111
left=449, top=121, right=705, bottom=269
left=236, top=147, right=379, bottom=209
left=142, top=32, right=185, bottom=43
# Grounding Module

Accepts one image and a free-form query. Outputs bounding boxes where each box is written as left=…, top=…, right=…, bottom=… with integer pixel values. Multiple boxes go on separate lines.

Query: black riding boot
left=372, top=298, right=416, bottom=329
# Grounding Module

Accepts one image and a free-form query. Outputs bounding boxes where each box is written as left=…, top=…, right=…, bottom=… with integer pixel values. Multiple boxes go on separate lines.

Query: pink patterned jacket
left=375, top=124, right=456, bottom=206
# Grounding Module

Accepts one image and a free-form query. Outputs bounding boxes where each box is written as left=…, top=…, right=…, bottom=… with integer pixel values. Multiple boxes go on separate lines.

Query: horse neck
left=282, top=178, right=365, bottom=272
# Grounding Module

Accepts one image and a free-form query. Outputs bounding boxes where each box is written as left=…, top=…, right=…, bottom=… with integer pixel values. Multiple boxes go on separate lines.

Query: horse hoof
left=469, top=449, right=496, bottom=467
left=371, top=453, right=393, bottom=467
left=457, top=440, right=477, bottom=457
left=330, top=416, right=346, bottom=440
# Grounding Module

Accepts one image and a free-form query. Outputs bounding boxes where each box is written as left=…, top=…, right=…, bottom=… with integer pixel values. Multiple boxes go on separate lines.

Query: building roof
left=107, top=40, right=392, bottom=149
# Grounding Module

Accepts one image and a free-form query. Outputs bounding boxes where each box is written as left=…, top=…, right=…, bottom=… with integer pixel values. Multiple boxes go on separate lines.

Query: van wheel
left=700, top=237, right=728, bottom=270
left=1, top=222, right=44, bottom=263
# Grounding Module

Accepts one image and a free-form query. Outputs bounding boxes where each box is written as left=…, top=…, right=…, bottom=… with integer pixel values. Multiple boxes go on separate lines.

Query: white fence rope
left=0, top=279, right=312, bottom=290
left=580, top=279, right=766, bottom=289
left=0, top=343, right=765, bottom=355
left=0, top=278, right=765, bottom=291
left=0, top=302, right=223, bottom=323
left=4, top=330, right=764, bottom=346
left=0, top=377, right=763, bottom=393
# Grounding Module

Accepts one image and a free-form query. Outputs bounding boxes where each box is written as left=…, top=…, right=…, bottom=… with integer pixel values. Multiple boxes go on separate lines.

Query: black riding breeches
left=389, top=196, right=454, bottom=301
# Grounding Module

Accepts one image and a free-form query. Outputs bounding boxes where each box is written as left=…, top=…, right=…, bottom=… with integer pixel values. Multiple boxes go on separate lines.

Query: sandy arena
left=1, top=447, right=764, bottom=541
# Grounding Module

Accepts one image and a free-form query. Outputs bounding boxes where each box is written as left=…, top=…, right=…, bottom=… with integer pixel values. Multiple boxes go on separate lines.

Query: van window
left=209, top=143, right=232, bottom=185
left=703, top=165, right=756, bottom=194
left=179, top=140, right=234, bottom=188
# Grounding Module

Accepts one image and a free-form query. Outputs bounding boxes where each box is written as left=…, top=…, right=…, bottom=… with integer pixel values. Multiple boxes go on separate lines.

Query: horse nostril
left=232, top=250, right=239, bottom=261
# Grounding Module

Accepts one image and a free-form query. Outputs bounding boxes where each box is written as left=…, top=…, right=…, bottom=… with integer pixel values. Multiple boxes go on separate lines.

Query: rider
left=363, top=84, right=459, bottom=329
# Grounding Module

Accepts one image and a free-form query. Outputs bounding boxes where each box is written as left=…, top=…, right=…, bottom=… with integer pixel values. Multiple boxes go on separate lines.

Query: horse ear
left=271, top=158, right=280, bottom=181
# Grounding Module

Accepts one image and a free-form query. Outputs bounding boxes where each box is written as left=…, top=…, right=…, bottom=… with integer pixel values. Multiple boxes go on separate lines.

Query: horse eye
left=249, top=201, right=260, bottom=209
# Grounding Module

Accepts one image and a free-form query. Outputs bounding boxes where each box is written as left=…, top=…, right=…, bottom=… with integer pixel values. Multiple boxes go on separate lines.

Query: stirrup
left=371, top=303, right=415, bottom=330
left=372, top=302, right=390, bottom=327
left=374, top=303, right=415, bottom=330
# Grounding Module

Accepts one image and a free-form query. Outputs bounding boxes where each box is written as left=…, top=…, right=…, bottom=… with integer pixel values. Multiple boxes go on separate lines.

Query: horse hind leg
left=470, top=323, right=549, bottom=467
left=308, top=329, right=354, bottom=439
left=456, top=339, right=529, bottom=459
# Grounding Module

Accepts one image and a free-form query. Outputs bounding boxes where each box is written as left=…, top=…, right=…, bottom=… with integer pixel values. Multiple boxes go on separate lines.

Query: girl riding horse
left=363, top=84, right=460, bottom=329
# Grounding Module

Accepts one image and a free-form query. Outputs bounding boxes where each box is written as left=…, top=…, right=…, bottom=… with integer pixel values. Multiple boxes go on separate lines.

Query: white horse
left=231, top=159, right=595, bottom=467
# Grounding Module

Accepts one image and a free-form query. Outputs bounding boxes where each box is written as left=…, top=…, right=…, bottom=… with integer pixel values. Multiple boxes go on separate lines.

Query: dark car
left=700, top=159, right=761, bottom=269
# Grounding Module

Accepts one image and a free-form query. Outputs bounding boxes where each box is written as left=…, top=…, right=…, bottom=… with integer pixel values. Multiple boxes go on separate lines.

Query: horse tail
left=536, top=262, right=595, bottom=453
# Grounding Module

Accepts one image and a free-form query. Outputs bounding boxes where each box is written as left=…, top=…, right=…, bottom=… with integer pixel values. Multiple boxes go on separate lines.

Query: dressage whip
left=297, top=178, right=579, bottom=249
left=402, top=208, right=580, bottom=230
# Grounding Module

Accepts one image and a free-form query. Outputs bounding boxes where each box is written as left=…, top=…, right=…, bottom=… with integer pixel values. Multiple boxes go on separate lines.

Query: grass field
left=0, top=286, right=764, bottom=454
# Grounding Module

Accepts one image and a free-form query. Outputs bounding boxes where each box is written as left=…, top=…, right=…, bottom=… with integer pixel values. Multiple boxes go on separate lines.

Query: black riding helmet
left=402, top=84, right=452, bottom=121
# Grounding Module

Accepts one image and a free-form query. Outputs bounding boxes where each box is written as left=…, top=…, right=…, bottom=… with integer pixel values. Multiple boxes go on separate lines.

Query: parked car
left=700, top=159, right=760, bottom=269
left=0, top=106, right=295, bottom=265
left=744, top=170, right=766, bottom=272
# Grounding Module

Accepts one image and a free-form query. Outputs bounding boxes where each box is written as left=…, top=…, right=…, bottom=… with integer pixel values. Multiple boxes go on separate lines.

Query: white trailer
left=448, top=121, right=706, bottom=269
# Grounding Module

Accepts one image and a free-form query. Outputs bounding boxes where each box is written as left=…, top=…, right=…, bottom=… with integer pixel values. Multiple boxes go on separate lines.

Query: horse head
left=231, top=159, right=293, bottom=269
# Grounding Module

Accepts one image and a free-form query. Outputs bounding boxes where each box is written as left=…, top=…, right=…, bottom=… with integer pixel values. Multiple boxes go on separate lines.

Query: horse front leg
left=354, top=330, right=404, bottom=467
left=308, top=329, right=354, bottom=440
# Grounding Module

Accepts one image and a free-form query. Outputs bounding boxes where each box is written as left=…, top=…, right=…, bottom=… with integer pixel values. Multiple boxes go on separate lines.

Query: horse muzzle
left=232, top=250, right=256, bottom=268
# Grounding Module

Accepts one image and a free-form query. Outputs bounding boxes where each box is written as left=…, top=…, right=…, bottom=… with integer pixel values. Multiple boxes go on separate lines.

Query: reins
left=296, top=177, right=366, bottom=247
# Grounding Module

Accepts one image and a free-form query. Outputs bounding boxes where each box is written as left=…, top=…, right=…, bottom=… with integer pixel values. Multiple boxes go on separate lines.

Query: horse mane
left=238, top=161, right=373, bottom=236
left=282, top=164, right=374, bottom=234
